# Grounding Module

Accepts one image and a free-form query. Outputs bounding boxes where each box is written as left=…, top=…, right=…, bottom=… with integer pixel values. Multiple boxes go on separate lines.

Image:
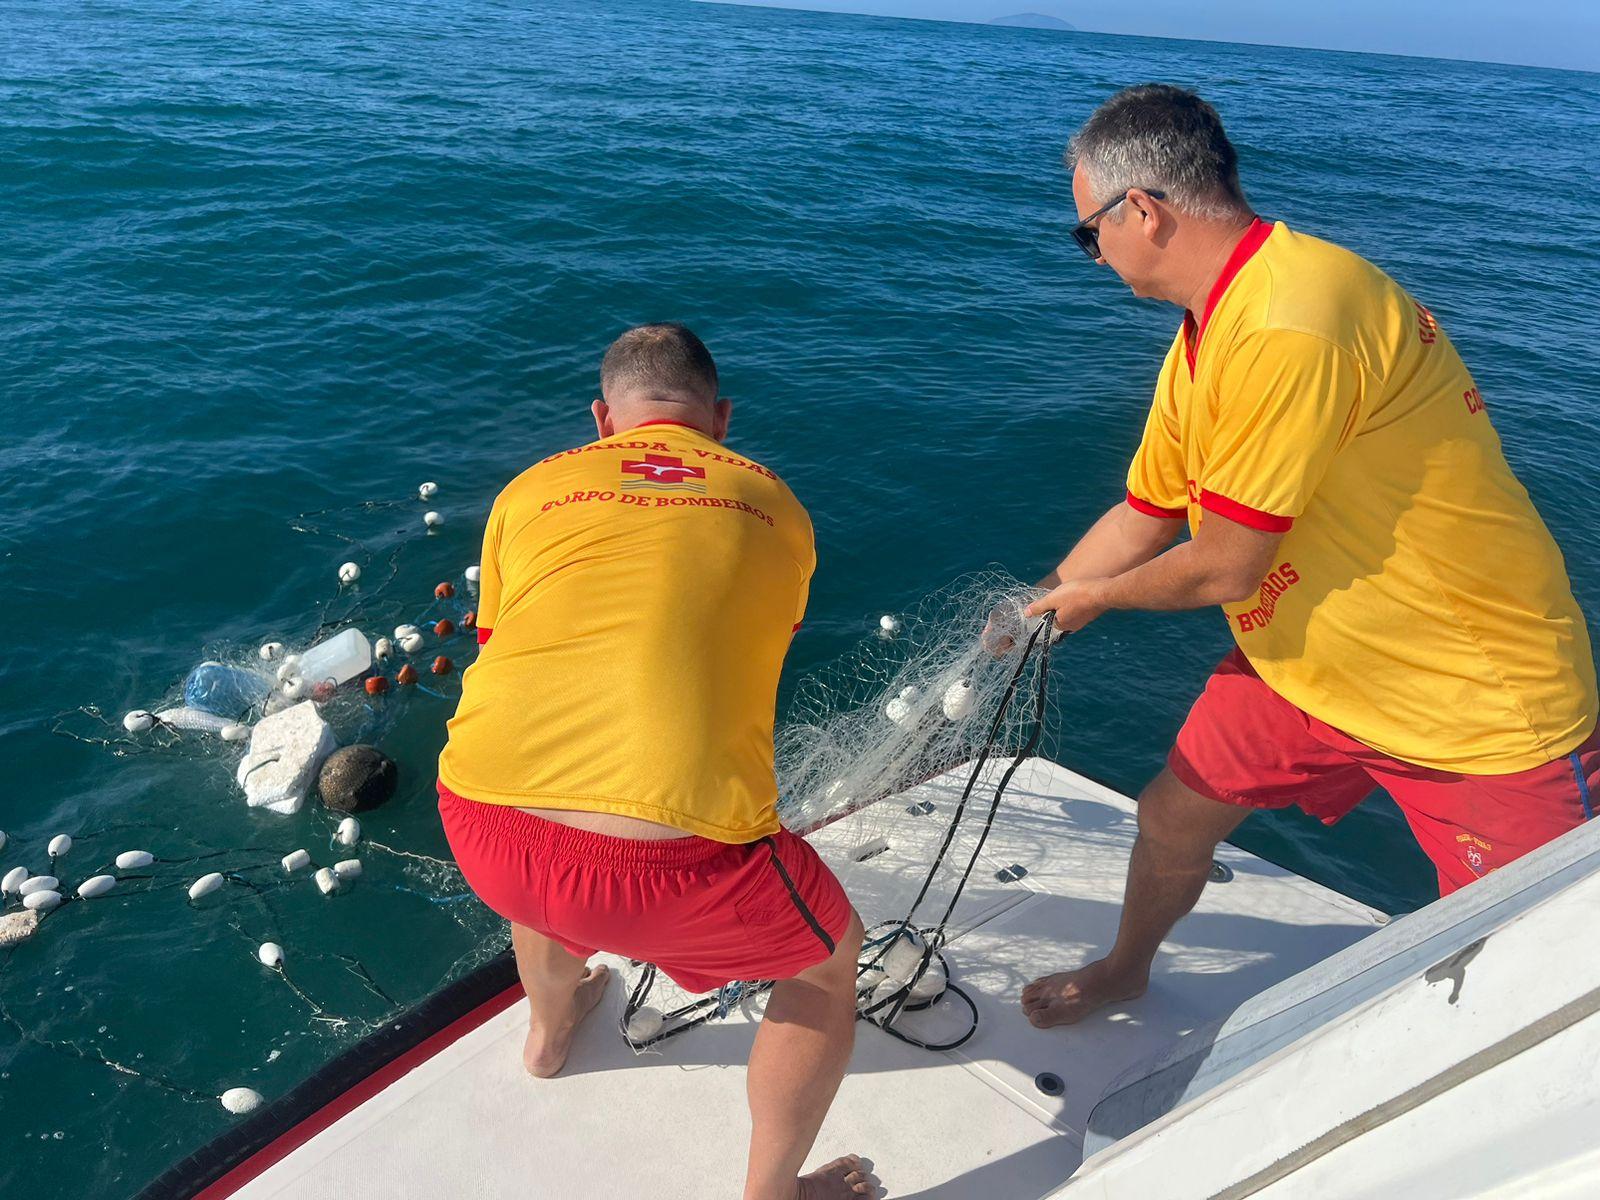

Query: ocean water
left=2, top=0, right=1598, bottom=1191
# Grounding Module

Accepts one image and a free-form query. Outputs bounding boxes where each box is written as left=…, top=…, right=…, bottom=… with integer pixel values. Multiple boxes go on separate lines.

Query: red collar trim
left=1184, top=217, right=1273, bottom=375
left=631, top=419, right=706, bottom=434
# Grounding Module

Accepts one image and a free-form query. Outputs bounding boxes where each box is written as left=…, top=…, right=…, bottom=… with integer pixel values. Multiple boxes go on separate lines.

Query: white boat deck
left=223, top=758, right=1385, bottom=1199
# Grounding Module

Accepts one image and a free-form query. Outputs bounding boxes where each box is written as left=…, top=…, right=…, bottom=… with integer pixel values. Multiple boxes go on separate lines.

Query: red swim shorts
left=1170, top=650, right=1599, bottom=895
left=438, top=782, right=853, bottom=994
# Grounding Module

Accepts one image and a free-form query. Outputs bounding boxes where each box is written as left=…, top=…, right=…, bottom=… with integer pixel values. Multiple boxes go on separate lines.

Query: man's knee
left=1135, top=768, right=1249, bottom=856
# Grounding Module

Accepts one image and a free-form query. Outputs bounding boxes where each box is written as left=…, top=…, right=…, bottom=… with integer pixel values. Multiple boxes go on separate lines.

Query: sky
left=712, top=1, right=1600, bottom=73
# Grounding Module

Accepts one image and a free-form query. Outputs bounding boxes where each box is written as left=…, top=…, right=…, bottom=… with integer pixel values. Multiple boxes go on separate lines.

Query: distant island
left=988, top=13, right=1076, bottom=30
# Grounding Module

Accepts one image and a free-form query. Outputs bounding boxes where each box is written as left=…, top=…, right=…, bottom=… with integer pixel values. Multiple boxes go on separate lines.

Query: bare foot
left=797, top=1155, right=876, bottom=1199
left=1020, top=957, right=1147, bottom=1028
left=523, top=964, right=610, bottom=1077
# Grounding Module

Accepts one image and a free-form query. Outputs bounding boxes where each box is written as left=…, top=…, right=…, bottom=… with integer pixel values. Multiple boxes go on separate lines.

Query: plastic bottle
left=183, top=662, right=273, bottom=719
left=295, top=629, right=373, bottom=688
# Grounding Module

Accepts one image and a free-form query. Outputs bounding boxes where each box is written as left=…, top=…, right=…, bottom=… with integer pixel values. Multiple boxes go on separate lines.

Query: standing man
left=438, top=323, right=874, bottom=1200
left=1019, top=85, right=1598, bottom=1029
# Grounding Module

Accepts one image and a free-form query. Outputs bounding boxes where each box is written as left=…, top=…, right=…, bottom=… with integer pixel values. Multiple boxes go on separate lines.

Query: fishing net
left=5, top=488, right=507, bottom=1112
left=620, top=571, right=1058, bottom=1052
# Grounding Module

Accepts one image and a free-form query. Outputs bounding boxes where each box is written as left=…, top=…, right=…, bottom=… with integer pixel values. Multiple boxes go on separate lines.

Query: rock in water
left=317, top=745, right=398, bottom=814
left=0, top=910, right=40, bottom=946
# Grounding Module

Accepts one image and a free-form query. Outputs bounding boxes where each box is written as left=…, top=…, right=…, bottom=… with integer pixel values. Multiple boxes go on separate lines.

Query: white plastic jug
left=295, top=629, right=372, bottom=688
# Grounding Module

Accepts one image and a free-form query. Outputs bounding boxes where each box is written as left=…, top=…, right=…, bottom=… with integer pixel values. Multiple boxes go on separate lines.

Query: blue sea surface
left=2, top=0, right=1598, bottom=1191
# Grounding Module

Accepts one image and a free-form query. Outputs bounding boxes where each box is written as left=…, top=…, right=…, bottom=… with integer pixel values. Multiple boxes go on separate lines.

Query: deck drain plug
left=1209, top=861, right=1234, bottom=883
left=1034, top=1072, right=1065, bottom=1097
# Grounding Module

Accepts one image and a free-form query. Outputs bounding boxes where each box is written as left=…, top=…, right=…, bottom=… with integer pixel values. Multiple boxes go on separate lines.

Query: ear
left=1126, top=187, right=1168, bottom=243
left=591, top=398, right=614, bottom=440
left=711, top=397, right=732, bottom=442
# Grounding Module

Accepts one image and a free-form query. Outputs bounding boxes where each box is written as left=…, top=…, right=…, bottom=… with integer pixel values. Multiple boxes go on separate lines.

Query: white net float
left=188, top=872, right=224, bottom=901
left=333, top=859, right=362, bottom=881
left=123, top=710, right=155, bottom=733
left=418, top=481, right=438, bottom=500
left=258, top=942, right=284, bottom=968
left=281, top=849, right=311, bottom=873
left=423, top=510, right=443, bottom=528
left=20, top=875, right=58, bottom=897
left=338, top=562, right=361, bottom=584
left=115, top=851, right=154, bottom=870
left=23, top=890, right=62, bottom=913
left=314, top=867, right=339, bottom=896
left=220, top=1087, right=263, bottom=1115
left=78, top=875, right=116, bottom=899
left=335, top=816, right=361, bottom=847
left=48, top=834, right=72, bottom=858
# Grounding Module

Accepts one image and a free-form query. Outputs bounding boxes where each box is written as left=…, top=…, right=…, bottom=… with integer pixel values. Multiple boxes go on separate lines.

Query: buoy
left=433, top=619, right=455, bottom=637
left=882, top=930, right=929, bottom=985
left=319, top=746, right=397, bottom=813
left=461, top=610, right=477, bottom=630
left=418, top=481, right=438, bottom=500
left=393, top=624, right=419, bottom=641
left=2, top=867, right=29, bottom=894
left=123, top=710, right=155, bottom=734
left=23, top=890, right=62, bottom=913
left=856, top=965, right=887, bottom=995
left=48, top=834, right=72, bottom=858
left=338, top=562, right=361, bottom=585
left=625, top=1006, right=664, bottom=1042
left=399, top=633, right=424, bottom=655
left=220, top=1087, right=263, bottom=1115
left=257, top=942, right=283, bottom=968
left=907, top=959, right=947, bottom=1004
left=434, top=581, right=455, bottom=599
left=868, top=979, right=907, bottom=1012
left=188, top=872, right=225, bottom=901
left=431, top=656, right=453, bottom=675
left=258, top=642, right=284, bottom=661
left=423, top=511, right=443, bottom=529
left=941, top=679, right=976, bottom=721
left=464, top=565, right=481, bottom=584
left=879, top=614, right=903, bottom=638
left=396, top=664, right=419, bottom=686
left=364, top=676, right=388, bottom=696
left=333, top=859, right=362, bottom=881
left=280, top=677, right=309, bottom=702
left=77, top=875, right=116, bottom=899
left=335, top=816, right=361, bottom=847
left=314, top=867, right=339, bottom=896
left=885, top=686, right=919, bottom=728
left=276, top=655, right=302, bottom=681
left=116, top=850, right=154, bottom=870
left=19, top=876, right=59, bottom=897
left=281, top=849, right=311, bottom=873
left=374, top=637, right=393, bottom=661
left=0, top=832, right=6, bottom=853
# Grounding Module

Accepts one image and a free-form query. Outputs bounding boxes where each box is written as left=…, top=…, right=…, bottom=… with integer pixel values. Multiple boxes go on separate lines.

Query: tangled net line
left=620, top=571, right=1058, bottom=1052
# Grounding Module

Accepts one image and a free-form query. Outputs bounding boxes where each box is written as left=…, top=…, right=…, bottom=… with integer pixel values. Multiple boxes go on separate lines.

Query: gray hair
left=1067, top=84, right=1250, bottom=222
left=600, top=322, right=719, bottom=404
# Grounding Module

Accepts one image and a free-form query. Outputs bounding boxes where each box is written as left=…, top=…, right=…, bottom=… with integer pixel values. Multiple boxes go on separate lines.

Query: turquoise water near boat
left=2, top=0, right=1598, bottom=1190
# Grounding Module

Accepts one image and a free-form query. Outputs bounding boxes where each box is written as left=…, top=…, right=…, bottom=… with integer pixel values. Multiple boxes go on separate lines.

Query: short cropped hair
left=599, top=323, right=719, bottom=404
left=1067, top=84, right=1249, bottom=221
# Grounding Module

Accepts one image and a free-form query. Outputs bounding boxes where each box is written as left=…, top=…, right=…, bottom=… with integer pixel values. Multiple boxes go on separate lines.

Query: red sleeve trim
left=792, top=622, right=803, bottom=633
left=1199, top=490, right=1294, bottom=533
left=1125, top=490, right=1187, bottom=520
left=477, top=627, right=493, bottom=645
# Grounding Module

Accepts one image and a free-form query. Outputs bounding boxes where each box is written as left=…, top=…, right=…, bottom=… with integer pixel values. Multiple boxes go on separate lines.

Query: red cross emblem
left=621, top=454, right=707, bottom=484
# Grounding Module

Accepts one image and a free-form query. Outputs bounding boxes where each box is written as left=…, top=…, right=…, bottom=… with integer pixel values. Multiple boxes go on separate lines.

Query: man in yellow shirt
left=438, top=324, right=873, bottom=1200
left=1018, top=85, right=1598, bottom=1029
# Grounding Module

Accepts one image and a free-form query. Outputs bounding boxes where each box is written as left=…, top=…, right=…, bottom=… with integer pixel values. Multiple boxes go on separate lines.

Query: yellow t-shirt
left=437, top=421, right=815, bottom=841
left=1127, top=220, right=1596, bottom=774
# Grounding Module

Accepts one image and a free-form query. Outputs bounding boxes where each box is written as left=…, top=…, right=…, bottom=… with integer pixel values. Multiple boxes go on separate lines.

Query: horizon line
left=694, top=1, right=1600, bottom=79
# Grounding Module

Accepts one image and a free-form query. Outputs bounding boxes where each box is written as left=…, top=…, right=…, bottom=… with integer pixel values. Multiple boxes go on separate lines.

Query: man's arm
left=1026, top=510, right=1282, bottom=631
left=1036, top=500, right=1186, bottom=590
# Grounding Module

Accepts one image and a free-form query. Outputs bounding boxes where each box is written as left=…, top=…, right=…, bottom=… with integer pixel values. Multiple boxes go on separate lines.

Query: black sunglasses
left=1070, top=188, right=1165, bottom=260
